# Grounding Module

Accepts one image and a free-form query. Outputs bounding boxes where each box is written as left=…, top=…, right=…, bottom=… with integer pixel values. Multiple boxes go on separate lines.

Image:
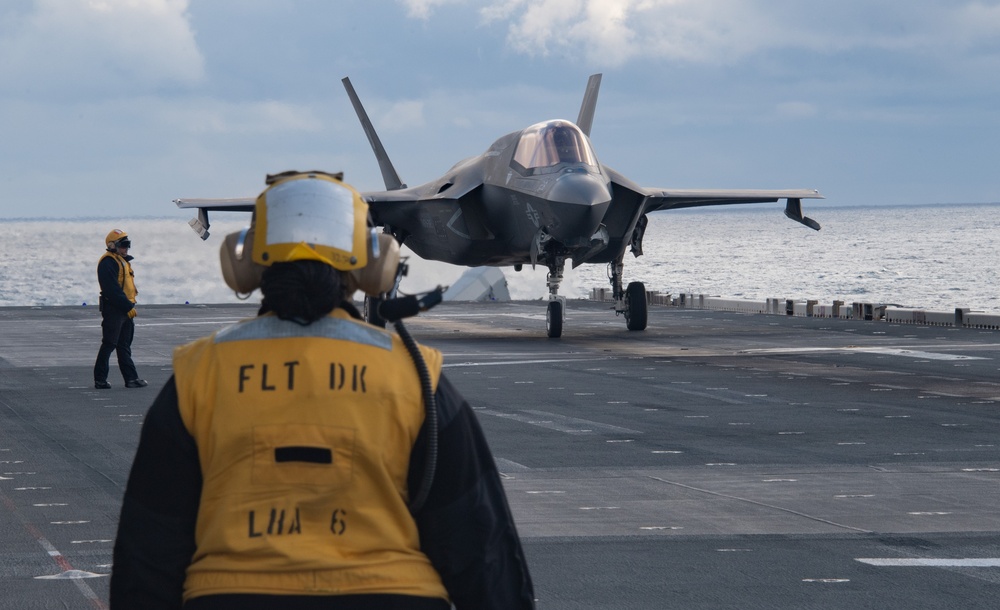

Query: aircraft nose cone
left=548, top=171, right=611, bottom=207
left=546, top=172, right=611, bottom=244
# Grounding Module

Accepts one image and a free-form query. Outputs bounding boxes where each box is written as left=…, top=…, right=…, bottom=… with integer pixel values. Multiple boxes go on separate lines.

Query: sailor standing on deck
left=110, top=171, right=535, bottom=610
left=94, top=229, right=147, bottom=389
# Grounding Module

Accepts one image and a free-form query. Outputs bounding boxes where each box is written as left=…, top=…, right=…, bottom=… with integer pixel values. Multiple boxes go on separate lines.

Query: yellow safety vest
left=171, top=309, right=447, bottom=602
left=98, top=251, right=138, bottom=303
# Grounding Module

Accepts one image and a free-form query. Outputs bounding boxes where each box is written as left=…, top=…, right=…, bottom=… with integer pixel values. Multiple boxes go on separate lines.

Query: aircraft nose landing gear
left=546, top=298, right=564, bottom=338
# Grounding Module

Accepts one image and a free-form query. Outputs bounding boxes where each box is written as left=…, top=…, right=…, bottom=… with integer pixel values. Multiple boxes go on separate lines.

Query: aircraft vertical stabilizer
left=342, top=77, right=406, bottom=191
left=576, top=74, right=602, bottom=137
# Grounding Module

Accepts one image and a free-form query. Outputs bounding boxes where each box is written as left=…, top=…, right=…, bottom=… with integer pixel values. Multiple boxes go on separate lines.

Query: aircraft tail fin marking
left=576, top=74, right=602, bottom=137
left=342, top=77, right=406, bottom=191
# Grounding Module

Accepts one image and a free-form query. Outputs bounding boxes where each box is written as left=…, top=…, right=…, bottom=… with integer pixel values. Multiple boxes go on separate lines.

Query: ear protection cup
left=220, top=227, right=265, bottom=294
left=220, top=220, right=396, bottom=297
left=349, top=232, right=400, bottom=296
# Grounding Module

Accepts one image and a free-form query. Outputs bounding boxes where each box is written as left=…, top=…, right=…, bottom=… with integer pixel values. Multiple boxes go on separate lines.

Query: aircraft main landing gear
left=546, top=260, right=566, bottom=338
left=623, top=281, right=647, bottom=330
left=610, top=256, right=647, bottom=331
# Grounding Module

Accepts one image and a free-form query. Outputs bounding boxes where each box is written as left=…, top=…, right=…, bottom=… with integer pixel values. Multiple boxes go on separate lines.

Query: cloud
left=168, top=99, right=325, bottom=135
left=471, top=0, right=1000, bottom=67
left=0, top=0, right=204, bottom=98
left=950, top=2, right=1000, bottom=50
left=378, top=99, right=426, bottom=133
left=476, top=0, right=801, bottom=66
left=400, top=0, right=466, bottom=20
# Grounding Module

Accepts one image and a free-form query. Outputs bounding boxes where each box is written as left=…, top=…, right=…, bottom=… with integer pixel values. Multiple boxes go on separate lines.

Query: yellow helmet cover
left=106, top=229, right=128, bottom=248
left=251, top=172, right=369, bottom=271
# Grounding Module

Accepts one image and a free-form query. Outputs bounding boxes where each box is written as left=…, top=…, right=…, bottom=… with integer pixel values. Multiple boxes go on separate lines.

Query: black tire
left=546, top=300, right=563, bottom=338
left=624, top=281, right=647, bottom=331
left=365, top=295, right=387, bottom=328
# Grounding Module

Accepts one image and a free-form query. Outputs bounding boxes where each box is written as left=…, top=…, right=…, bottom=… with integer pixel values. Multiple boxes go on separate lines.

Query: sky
left=1, top=0, right=999, bottom=221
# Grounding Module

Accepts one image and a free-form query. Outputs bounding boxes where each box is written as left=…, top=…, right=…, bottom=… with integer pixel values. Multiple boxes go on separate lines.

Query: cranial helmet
left=105, top=229, right=129, bottom=250
left=219, top=171, right=400, bottom=297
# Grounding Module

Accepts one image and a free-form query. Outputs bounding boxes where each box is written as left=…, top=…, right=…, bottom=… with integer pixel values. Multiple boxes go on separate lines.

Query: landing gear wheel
left=624, top=281, right=647, bottom=331
left=546, top=300, right=563, bottom=338
left=365, top=295, right=387, bottom=328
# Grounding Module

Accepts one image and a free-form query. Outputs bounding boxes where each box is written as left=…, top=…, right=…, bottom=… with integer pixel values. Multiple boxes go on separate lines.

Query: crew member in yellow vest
left=110, top=171, right=535, bottom=609
left=94, top=229, right=147, bottom=389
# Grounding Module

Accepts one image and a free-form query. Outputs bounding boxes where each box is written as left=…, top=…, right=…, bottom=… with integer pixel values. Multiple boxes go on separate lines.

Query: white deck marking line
left=79, top=320, right=242, bottom=328
left=745, top=346, right=988, bottom=361
left=494, top=457, right=531, bottom=472
left=444, top=357, right=608, bottom=368
left=857, top=558, right=1000, bottom=567
left=478, top=409, right=642, bottom=435
left=1, top=493, right=108, bottom=607
left=647, top=476, right=872, bottom=533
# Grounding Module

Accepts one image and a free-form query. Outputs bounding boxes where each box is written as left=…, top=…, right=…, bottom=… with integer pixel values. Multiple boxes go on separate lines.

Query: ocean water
left=1, top=202, right=997, bottom=312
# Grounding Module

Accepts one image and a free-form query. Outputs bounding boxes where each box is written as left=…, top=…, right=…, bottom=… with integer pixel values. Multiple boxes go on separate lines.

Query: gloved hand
left=128, top=308, right=137, bottom=319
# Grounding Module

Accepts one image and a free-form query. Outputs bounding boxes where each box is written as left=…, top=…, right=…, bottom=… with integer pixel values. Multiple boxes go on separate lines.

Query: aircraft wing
left=174, top=197, right=255, bottom=239
left=641, top=187, right=824, bottom=231
left=174, top=197, right=255, bottom=211
left=639, top=188, right=824, bottom=212
left=603, top=167, right=824, bottom=231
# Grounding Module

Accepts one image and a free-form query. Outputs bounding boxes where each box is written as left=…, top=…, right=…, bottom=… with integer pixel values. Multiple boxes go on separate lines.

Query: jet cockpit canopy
left=512, top=120, right=598, bottom=173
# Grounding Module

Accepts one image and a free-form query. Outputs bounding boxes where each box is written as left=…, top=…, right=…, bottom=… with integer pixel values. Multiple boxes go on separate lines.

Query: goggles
left=116, top=239, right=132, bottom=249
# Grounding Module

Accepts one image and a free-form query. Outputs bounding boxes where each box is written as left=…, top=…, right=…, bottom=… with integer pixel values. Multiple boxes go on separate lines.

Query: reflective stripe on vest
left=215, top=315, right=392, bottom=350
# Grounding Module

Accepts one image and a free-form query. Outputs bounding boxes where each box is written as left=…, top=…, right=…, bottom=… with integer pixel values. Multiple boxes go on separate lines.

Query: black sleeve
left=98, top=256, right=134, bottom=314
left=408, top=374, right=536, bottom=610
left=111, top=377, right=202, bottom=610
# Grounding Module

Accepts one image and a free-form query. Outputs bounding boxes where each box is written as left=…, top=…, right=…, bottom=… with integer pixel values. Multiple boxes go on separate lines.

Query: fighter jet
left=177, top=74, right=823, bottom=337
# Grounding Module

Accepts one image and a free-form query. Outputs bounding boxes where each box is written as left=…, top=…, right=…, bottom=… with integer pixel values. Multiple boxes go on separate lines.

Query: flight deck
left=2, top=300, right=999, bottom=608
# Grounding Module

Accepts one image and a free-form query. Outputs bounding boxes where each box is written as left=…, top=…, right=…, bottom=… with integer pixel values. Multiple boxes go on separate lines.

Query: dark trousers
left=94, top=311, right=138, bottom=383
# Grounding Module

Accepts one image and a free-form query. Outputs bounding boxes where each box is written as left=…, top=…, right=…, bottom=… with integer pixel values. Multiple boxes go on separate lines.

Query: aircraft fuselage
left=372, top=120, right=616, bottom=267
